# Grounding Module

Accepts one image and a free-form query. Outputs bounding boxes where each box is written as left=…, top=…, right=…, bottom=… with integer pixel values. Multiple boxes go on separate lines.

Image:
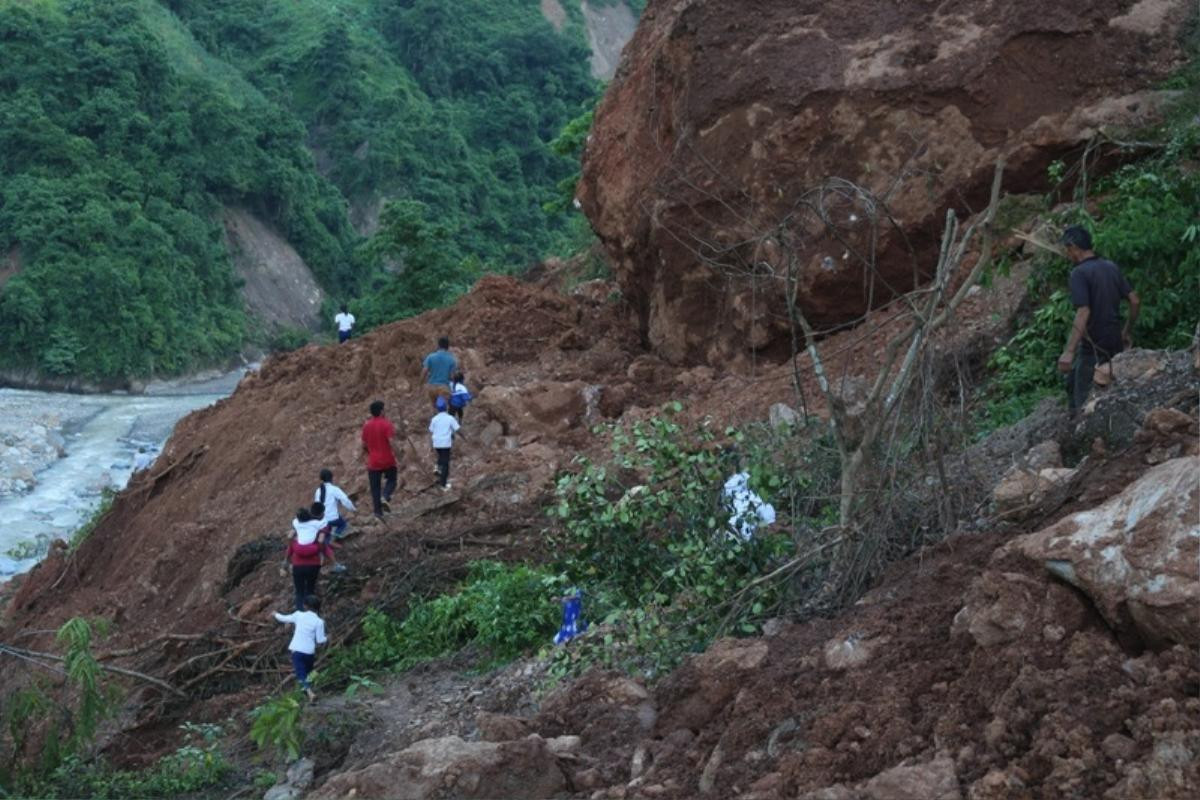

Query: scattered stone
left=1013, top=456, right=1200, bottom=647
left=863, top=757, right=962, bottom=800
left=768, top=403, right=799, bottom=428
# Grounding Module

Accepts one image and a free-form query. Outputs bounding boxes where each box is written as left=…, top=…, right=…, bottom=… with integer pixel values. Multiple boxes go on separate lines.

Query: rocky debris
left=1073, top=349, right=1199, bottom=450
left=0, top=414, right=67, bottom=497
left=309, top=735, right=568, bottom=800
left=262, top=757, right=314, bottom=800
left=768, top=403, right=799, bottom=429
left=1009, top=456, right=1200, bottom=648
left=580, top=0, right=1194, bottom=364
left=990, top=439, right=1077, bottom=518
left=223, top=208, right=325, bottom=333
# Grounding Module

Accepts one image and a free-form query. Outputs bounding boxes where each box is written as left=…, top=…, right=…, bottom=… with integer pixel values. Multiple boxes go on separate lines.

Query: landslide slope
left=580, top=0, right=1196, bottom=365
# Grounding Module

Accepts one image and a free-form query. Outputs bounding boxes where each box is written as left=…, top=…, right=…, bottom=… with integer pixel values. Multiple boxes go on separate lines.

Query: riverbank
left=0, top=367, right=250, bottom=577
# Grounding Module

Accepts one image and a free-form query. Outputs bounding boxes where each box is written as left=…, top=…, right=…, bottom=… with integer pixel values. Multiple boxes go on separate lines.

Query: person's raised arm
left=339, top=486, right=356, bottom=513
left=1058, top=306, right=1091, bottom=373
left=1124, top=290, right=1140, bottom=348
left=274, top=611, right=296, bottom=624
left=315, top=619, right=327, bottom=646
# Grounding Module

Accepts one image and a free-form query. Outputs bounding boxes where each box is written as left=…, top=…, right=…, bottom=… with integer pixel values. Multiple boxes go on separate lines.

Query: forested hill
left=0, top=0, right=623, bottom=384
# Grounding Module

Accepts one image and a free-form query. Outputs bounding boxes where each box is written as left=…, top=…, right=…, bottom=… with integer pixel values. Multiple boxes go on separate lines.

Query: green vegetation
left=979, top=81, right=1200, bottom=431
left=0, top=0, right=601, bottom=381
left=304, top=408, right=835, bottom=696
left=69, top=489, right=116, bottom=552
left=43, top=723, right=229, bottom=800
left=0, top=0, right=356, bottom=381
left=249, top=692, right=305, bottom=761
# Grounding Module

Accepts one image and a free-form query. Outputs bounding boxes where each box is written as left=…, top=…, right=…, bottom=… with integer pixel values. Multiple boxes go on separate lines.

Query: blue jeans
left=329, top=517, right=347, bottom=537
left=291, top=651, right=315, bottom=689
left=338, top=330, right=351, bottom=343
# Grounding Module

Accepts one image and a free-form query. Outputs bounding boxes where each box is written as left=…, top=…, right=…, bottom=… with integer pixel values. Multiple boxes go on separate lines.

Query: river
left=0, top=369, right=248, bottom=578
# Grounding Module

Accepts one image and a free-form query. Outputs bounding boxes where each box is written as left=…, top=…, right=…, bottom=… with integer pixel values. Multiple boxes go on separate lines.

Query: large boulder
left=579, top=0, right=1194, bottom=365
left=309, top=735, right=566, bottom=800
left=1011, top=456, right=1200, bottom=648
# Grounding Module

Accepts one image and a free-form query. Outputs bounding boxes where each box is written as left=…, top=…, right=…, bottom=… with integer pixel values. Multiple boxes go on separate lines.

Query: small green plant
left=69, top=489, right=116, bottom=552
left=253, top=769, right=281, bottom=790
left=4, top=539, right=42, bottom=561
left=250, top=692, right=305, bottom=761
left=343, top=675, right=383, bottom=698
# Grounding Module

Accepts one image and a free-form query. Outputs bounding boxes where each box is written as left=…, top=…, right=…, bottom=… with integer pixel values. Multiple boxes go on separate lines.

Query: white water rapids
left=0, top=370, right=246, bottom=579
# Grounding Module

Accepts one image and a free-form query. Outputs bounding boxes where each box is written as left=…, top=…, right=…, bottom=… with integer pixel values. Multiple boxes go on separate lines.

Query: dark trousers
left=338, top=330, right=351, bottom=343
left=368, top=467, right=397, bottom=514
left=329, top=516, right=347, bottom=537
left=1066, top=349, right=1100, bottom=413
left=291, top=650, right=316, bottom=689
left=292, top=564, right=320, bottom=611
left=436, top=448, right=452, bottom=487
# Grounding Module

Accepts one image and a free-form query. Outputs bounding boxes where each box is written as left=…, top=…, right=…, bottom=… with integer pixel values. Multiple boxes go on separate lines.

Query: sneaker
left=331, top=563, right=348, bottom=574
left=373, top=511, right=384, bottom=520
left=442, top=483, right=452, bottom=492
left=381, top=499, right=392, bottom=512
left=305, top=688, right=317, bottom=702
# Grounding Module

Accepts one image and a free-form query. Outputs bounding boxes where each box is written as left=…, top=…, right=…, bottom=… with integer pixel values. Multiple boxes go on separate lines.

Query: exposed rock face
left=581, top=1, right=637, bottom=80
left=310, top=735, right=567, bottom=800
left=1013, top=456, right=1200, bottom=648
left=223, top=208, right=325, bottom=332
left=579, top=0, right=1194, bottom=364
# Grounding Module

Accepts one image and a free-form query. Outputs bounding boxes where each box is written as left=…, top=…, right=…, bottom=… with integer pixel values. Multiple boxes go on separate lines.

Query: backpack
left=449, top=384, right=472, bottom=409
left=292, top=538, right=324, bottom=559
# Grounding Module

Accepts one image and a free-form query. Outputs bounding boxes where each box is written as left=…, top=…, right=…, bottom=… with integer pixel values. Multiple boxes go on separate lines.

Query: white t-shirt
left=429, top=411, right=461, bottom=449
left=292, top=517, right=325, bottom=545
left=334, top=312, right=355, bottom=332
left=314, top=482, right=354, bottom=522
left=274, top=610, right=327, bottom=654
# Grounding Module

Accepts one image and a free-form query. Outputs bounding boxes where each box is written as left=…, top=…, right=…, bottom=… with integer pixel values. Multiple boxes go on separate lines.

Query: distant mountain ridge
left=0, top=0, right=636, bottom=385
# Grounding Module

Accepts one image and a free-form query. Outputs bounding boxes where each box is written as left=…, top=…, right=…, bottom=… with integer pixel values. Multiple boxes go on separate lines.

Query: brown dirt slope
left=523, top=418, right=1200, bottom=800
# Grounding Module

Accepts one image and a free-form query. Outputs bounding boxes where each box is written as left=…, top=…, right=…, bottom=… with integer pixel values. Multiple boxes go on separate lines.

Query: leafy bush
left=249, top=692, right=305, bottom=761
left=45, top=723, right=229, bottom=800
left=70, top=489, right=116, bottom=552
left=317, top=562, right=561, bottom=686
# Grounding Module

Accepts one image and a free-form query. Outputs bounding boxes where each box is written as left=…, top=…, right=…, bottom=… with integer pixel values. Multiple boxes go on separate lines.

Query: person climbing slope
left=273, top=594, right=327, bottom=701
left=361, top=400, right=399, bottom=517
left=334, top=304, right=355, bottom=343
left=286, top=507, right=333, bottom=611
left=421, top=336, right=458, bottom=409
left=448, top=371, right=472, bottom=423
left=315, top=468, right=355, bottom=539
left=429, top=395, right=464, bottom=491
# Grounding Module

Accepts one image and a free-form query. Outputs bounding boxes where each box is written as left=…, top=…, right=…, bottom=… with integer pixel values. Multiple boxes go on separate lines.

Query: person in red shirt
left=361, top=400, right=399, bottom=517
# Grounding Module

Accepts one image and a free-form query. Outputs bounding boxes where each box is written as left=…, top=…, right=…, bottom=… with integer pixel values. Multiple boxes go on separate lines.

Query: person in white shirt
left=273, top=594, right=327, bottom=700
left=315, top=468, right=355, bottom=539
left=429, top=396, right=464, bottom=491
left=334, top=305, right=355, bottom=343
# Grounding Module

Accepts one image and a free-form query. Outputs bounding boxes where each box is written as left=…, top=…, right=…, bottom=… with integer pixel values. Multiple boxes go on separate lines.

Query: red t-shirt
left=361, top=416, right=397, bottom=470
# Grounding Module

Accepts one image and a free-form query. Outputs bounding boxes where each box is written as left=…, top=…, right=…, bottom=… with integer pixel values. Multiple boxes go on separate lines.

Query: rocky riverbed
left=0, top=368, right=248, bottom=577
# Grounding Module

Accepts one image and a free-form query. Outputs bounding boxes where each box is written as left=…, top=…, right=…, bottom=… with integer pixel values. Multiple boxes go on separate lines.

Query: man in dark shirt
left=361, top=400, right=399, bottom=517
left=1057, top=225, right=1140, bottom=413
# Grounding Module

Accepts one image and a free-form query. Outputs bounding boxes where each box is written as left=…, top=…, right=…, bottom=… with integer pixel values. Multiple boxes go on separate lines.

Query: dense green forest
left=0, top=0, right=607, bottom=381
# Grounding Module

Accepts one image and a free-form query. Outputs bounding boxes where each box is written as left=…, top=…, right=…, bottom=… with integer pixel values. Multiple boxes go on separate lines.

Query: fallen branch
left=0, top=643, right=184, bottom=697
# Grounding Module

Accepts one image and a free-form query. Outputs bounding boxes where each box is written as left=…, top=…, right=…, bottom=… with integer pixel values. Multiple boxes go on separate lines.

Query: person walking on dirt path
left=334, top=304, right=355, bottom=343
left=286, top=507, right=334, bottom=611
left=448, top=371, right=471, bottom=423
left=429, top=395, right=464, bottom=491
left=362, top=400, right=399, bottom=518
left=422, top=336, right=458, bottom=410
left=315, top=468, right=355, bottom=539
left=273, top=594, right=326, bottom=701
left=1057, top=225, right=1140, bottom=414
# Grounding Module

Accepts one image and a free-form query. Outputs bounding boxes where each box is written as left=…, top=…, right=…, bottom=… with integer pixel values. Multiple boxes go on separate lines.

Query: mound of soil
left=513, top=415, right=1200, bottom=800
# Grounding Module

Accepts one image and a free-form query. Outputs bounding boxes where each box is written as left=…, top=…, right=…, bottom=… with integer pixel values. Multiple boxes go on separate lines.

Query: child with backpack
left=286, top=507, right=334, bottom=611
left=314, top=468, right=355, bottom=539
left=448, top=372, right=472, bottom=422
left=273, top=594, right=327, bottom=701
left=429, top=396, right=464, bottom=491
